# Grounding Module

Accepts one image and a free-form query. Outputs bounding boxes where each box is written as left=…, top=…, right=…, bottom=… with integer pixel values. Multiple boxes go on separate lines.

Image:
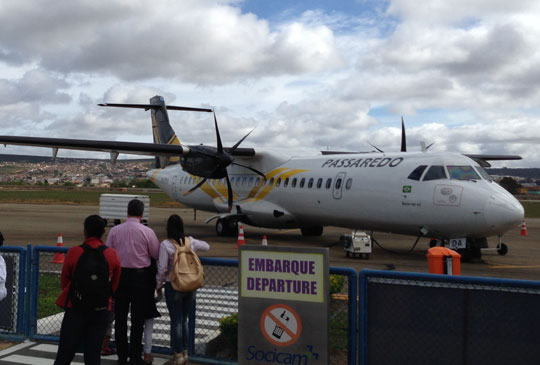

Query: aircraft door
left=333, top=172, right=346, bottom=200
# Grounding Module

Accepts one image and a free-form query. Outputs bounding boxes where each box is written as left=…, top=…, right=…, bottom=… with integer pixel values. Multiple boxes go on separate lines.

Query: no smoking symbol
left=260, top=304, right=302, bottom=346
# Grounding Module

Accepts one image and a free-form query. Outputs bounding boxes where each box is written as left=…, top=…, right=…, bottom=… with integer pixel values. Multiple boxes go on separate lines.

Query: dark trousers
left=54, top=308, right=110, bottom=365
left=115, top=267, right=153, bottom=364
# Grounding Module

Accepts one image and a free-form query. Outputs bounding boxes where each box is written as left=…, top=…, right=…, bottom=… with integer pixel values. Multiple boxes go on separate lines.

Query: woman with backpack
left=156, top=214, right=209, bottom=365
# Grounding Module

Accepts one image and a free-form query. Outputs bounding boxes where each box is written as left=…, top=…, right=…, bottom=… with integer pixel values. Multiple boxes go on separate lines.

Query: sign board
left=238, top=245, right=329, bottom=364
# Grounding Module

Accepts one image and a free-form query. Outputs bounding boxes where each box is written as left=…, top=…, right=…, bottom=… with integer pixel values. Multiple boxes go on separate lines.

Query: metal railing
left=359, top=269, right=540, bottom=365
left=4, top=245, right=540, bottom=365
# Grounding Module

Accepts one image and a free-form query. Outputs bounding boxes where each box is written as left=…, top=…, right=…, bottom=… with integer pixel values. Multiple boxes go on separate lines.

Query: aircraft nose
left=484, top=192, right=524, bottom=231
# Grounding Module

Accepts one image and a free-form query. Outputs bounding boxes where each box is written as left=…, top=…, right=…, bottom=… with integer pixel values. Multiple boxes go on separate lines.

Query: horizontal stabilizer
left=98, top=103, right=213, bottom=113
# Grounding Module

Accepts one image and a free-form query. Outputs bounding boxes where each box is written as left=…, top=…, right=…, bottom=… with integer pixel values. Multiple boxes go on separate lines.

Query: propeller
left=401, top=116, right=407, bottom=152
left=183, top=112, right=266, bottom=212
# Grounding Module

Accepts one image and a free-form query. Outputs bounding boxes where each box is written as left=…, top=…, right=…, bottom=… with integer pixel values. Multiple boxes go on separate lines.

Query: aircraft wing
left=0, top=135, right=255, bottom=158
left=465, top=154, right=522, bottom=167
left=0, top=135, right=185, bottom=156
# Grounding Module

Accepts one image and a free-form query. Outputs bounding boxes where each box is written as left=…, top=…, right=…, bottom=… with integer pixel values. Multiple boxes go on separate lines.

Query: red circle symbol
left=260, top=304, right=302, bottom=347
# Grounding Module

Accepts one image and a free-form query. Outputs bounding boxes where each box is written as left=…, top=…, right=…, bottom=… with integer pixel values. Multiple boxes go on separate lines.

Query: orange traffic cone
left=50, top=233, right=65, bottom=264
left=520, top=221, right=528, bottom=236
left=261, top=235, right=268, bottom=246
left=236, top=225, right=245, bottom=248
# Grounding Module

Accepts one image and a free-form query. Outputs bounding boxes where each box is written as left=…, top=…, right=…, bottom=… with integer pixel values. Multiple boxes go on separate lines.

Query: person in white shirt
left=156, top=215, right=209, bottom=365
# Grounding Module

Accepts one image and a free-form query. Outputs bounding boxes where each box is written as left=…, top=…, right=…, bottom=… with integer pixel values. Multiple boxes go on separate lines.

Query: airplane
left=0, top=95, right=524, bottom=260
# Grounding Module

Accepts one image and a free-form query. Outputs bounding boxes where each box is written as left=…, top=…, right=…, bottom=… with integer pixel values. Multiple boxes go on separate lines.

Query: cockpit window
left=474, top=166, right=493, bottom=181
left=447, top=165, right=481, bottom=180
left=408, top=165, right=427, bottom=181
left=423, top=165, right=447, bottom=181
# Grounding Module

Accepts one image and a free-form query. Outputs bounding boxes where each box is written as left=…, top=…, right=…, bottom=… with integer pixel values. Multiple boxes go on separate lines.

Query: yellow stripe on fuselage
left=253, top=168, right=310, bottom=200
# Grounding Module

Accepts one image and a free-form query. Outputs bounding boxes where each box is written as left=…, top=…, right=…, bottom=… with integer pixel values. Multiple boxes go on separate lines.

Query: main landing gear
left=215, top=218, right=238, bottom=237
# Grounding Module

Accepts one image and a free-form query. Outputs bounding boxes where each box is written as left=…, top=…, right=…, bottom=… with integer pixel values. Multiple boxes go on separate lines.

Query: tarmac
left=1, top=203, right=539, bottom=280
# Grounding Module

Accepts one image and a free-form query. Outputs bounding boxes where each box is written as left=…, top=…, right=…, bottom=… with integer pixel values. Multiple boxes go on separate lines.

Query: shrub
left=219, top=312, right=238, bottom=348
left=329, top=274, right=345, bottom=294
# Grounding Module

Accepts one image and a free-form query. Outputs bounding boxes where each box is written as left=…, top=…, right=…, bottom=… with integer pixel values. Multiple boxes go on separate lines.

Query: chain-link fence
left=359, top=270, right=540, bottom=365
left=0, top=246, right=26, bottom=340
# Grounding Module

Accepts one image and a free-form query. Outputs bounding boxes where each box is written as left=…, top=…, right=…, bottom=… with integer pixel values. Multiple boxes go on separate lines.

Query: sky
left=0, top=0, right=539, bottom=167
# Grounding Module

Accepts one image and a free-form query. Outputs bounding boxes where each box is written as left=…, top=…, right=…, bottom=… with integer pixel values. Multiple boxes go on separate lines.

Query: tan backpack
left=169, top=237, right=205, bottom=292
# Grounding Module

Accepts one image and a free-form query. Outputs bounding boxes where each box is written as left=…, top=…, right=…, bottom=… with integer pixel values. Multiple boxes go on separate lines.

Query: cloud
left=0, top=0, right=343, bottom=84
left=0, top=69, right=70, bottom=105
left=1, top=0, right=540, bottom=168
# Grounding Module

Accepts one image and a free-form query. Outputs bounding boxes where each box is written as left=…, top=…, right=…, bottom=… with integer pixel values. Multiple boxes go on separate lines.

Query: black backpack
left=67, top=244, right=112, bottom=311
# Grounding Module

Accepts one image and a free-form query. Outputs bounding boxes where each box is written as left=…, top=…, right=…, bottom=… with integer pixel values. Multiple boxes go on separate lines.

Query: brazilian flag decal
left=403, top=185, right=412, bottom=193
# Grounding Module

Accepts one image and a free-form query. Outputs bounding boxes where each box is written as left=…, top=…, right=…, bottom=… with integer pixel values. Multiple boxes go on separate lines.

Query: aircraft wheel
left=300, top=225, right=324, bottom=236
left=497, top=243, right=508, bottom=256
left=216, top=218, right=238, bottom=237
left=216, top=219, right=227, bottom=236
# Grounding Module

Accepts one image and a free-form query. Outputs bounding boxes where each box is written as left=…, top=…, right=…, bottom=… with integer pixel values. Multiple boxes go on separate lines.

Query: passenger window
left=292, top=178, right=297, bottom=188
left=284, top=178, right=289, bottom=187
left=308, top=178, right=314, bottom=188
left=345, top=178, right=352, bottom=189
left=316, top=178, right=323, bottom=189
left=269, top=178, right=275, bottom=186
left=242, top=177, right=247, bottom=186
left=276, top=178, right=282, bottom=187
left=408, top=165, right=427, bottom=181
left=447, top=166, right=481, bottom=180
left=423, top=165, right=447, bottom=181
left=249, top=177, right=254, bottom=185
left=300, top=178, right=306, bottom=188
left=335, top=178, right=342, bottom=189
left=326, top=178, right=332, bottom=189
left=255, top=177, right=260, bottom=186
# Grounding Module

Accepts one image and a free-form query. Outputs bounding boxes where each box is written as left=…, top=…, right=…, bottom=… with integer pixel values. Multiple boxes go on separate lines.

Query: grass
left=37, top=273, right=63, bottom=319
left=520, top=200, right=540, bottom=219
left=0, top=188, right=182, bottom=207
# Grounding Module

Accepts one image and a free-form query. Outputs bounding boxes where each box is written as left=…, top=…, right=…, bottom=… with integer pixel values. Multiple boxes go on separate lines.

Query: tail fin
left=150, top=96, right=181, bottom=168
left=99, top=95, right=212, bottom=168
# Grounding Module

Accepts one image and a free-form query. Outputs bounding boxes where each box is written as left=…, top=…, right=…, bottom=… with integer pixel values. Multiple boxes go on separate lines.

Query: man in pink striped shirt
left=106, top=199, right=160, bottom=365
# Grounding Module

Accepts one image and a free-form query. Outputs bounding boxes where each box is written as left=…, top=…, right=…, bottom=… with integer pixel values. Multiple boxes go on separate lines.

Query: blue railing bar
left=201, top=257, right=238, bottom=267
left=25, top=244, right=32, bottom=337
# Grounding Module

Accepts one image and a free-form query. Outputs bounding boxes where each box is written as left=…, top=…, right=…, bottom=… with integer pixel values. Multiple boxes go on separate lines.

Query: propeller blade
left=230, top=128, right=255, bottom=154
left=232, top=162, right=267, bottom=180
left=401, top=116, right=407, bottom=152
left=214, top=112, right=223, bottom=153
left=369, top=143, right=384, bottom=153
left=183, top=177, right=207, bottom=196
left=225, top=172, right=233, bottom=212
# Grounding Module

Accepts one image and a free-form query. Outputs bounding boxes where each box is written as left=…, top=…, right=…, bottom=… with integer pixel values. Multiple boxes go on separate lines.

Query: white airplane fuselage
left=149, top=150, right=524, bottom=240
